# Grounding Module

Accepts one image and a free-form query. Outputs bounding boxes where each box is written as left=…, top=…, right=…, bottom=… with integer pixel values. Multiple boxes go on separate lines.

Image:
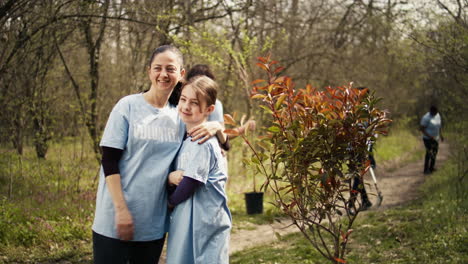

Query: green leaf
left=259, top=105, right=273, bottom=114
left=251, top=94, right=266, bottom=100
left=275, top=94, right=288, bottom=109
left=251, top=156, right=261, bottom=165
left=257, top=141, right=270, bottom=150
left=268, top=126, right=280, bottom=133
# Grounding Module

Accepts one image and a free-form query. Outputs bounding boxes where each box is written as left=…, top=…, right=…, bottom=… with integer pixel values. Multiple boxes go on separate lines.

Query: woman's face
left=147, top=51, right=185, bottom=93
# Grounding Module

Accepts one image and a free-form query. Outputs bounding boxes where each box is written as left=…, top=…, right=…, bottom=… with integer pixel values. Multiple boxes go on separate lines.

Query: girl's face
left=147, top=51, right=185, bottom=93
left=178, top=85, right=214, bottom=128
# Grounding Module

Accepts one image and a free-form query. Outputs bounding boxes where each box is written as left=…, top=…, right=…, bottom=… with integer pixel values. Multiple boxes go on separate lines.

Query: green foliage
left=173, top=25, right=275, bottom=117
left=374, top=118, right=423, bottom=164
left=232, top=143, right=468, bottom=264
left=227, top=56, right=391, bottom=263
left=0, top=139, right=95, bottom=263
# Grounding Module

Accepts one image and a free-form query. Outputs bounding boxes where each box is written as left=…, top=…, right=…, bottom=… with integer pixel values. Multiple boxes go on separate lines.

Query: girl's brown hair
left=182, top=76, right=218, bottom=110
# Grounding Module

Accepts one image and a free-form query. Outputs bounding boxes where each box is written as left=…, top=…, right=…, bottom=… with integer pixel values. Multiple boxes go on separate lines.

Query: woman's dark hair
left=147, top=45, right=184, bottom=68
left=169, top=64, right=216, bottom=105
left=147, top=45, right=184, bottom=105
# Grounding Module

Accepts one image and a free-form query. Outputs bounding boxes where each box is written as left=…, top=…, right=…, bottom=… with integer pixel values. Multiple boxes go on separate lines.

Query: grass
left=373, top=121, right=423, bottom=166
left=0, top=137, right=96, bottom=263
left=226, top=138, right=285, bottom=228
left=1, top=124, right=465, bottom=263
left=231, top=134, right=468, bottom=264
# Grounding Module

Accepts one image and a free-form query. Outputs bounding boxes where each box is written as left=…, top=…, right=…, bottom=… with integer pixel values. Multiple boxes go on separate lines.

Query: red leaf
left=269, top=60, right=279, bottom=66
left=334, top=257, right=347, bottom=263
left=273, top=66, right=285, bottom=74
left=257, top=56, right=268, bottom=63
left=256, top=62, right=268, bottom=71
left=251, top=79, right=266, bottom=85
left=224, top=129, right=239, bottom=137
left=223, top=114, right=236, bottom=126
left=274, top=76, right=286, bottom=84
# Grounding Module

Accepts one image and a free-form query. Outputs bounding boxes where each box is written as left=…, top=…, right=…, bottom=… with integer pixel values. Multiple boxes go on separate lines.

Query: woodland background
left=0, top=0, right=466, bottom=161
left=0, top=1, right=467, bottom=263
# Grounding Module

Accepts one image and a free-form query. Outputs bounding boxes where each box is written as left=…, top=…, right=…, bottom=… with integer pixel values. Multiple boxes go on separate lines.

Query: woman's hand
left=115, top=207, right=134, bottom=241
left=168, top=170, right=184, bottom=186
left=188, top=121, right=224, bottom=144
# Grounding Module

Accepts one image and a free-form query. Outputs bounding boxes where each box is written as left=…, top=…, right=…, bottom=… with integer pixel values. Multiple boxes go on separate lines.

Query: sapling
left=225, top=55, right=391, bottom=263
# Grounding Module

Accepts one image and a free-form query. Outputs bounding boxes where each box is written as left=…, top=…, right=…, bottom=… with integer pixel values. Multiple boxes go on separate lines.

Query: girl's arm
left=168, top=177, right=202, bottom=208
left=168, top=170, right=184, bottom=186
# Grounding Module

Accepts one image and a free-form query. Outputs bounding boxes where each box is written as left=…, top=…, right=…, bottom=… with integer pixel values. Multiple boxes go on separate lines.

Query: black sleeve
left=101, top=146, right=123, bottom=177
left=219, top=136, right=231, bottom=151
left=168, top=177, right=202, bottom=206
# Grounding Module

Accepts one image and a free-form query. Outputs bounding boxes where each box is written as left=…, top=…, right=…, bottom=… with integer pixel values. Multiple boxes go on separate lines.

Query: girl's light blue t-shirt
left=167, top=136, right=231, bottom=264
left=92, top=93, right=185, bottom=241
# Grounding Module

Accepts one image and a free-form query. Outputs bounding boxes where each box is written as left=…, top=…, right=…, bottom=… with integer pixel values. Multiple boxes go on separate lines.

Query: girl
left=166, top=76, right=232, bottom=264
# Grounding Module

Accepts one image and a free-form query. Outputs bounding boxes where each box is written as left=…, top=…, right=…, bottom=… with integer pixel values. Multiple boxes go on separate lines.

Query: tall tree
left=55, top=0, right=110, bottom=161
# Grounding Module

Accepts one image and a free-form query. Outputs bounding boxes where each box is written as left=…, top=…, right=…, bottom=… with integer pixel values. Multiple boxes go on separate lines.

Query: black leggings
left=93, top=231, right=165, bottom=264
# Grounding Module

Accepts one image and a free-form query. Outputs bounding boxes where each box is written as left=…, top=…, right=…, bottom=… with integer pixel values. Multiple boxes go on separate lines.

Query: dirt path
left=229, top=142, right=450, bottom=254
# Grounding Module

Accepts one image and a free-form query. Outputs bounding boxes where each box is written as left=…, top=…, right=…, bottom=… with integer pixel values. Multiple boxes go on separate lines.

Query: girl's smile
left=178, top=85, right=214, bottom=130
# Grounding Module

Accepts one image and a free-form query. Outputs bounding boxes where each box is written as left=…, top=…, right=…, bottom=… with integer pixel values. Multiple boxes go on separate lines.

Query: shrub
left=226, top=55, right=390, bottom=263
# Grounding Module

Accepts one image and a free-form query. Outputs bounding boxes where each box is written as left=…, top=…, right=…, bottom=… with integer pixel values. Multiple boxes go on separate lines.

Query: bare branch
left=53, top=34, right=85, bottom=116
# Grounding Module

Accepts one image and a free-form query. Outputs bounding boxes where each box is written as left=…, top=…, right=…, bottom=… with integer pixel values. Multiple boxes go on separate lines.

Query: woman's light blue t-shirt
left=92, top=93, right=185, bottom=241
left=208, top=99, right=224, bottom=123
left=167, top=136, right=231, bottom=264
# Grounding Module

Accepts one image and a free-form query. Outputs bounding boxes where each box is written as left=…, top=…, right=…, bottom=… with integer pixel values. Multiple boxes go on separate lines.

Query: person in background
left=420, top=105, right=443, bottom=174
left=166, top=76, right=231, bottom=263
left=348, top=86, right=374, bottom=215
left=92, top=45, right=225, bottom=264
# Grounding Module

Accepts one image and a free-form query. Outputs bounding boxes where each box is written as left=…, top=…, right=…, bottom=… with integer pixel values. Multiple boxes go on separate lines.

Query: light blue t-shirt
left=92, top=93, right=185, bottom=241
left=167, top=136, right=231, bottom=264
left=208, top=99, right=224, bottom=123
left=420, top=112, right=442, bottom=140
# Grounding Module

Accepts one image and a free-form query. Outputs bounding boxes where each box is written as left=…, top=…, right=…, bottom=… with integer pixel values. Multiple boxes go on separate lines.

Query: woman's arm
left=101, top=146, right=134, bottom=241
left=106, top=174, right=134, bottom=241
left=188, top=121, right=226, bottom=144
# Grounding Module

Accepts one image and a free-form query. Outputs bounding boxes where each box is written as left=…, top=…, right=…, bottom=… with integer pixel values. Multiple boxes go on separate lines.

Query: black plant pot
left=245, top=192, right=264, bottom=215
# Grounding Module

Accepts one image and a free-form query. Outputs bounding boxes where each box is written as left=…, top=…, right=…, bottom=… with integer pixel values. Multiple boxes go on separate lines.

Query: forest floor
left=39, top=142, right=450, bottom=264
left=228, top=142, right=450, bottom=255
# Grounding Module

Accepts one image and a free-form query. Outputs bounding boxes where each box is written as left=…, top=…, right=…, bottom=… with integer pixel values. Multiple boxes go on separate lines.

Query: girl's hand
left=188, top=121, right=224, bottom=144
left=168, top=170, right=184, bottom=186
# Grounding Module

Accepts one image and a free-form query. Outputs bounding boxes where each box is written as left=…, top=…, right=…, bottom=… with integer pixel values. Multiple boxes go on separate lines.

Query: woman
left=92, top=45, right=225, bottom=264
